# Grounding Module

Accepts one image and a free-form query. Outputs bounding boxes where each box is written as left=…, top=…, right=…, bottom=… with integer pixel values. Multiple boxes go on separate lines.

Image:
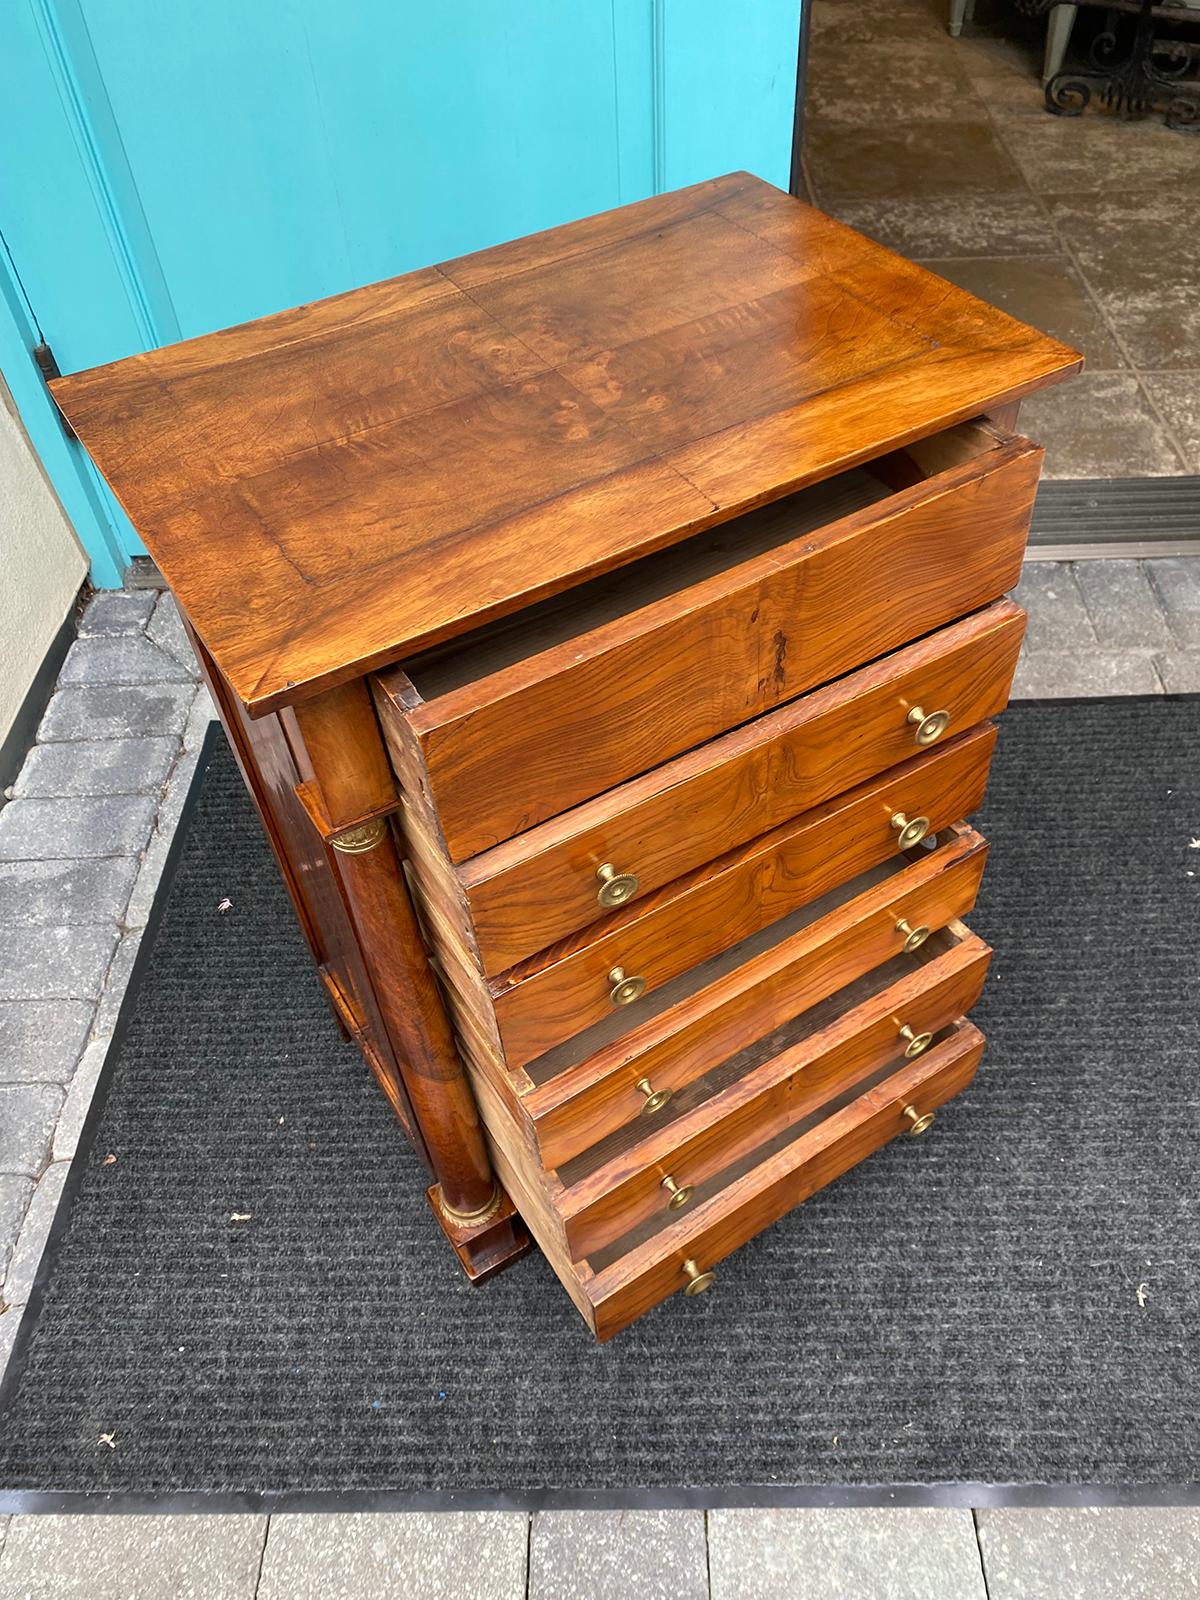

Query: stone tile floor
left=803, top=0, right=1200, bottom=479
left=0, top=564, right=1198, bottom=1594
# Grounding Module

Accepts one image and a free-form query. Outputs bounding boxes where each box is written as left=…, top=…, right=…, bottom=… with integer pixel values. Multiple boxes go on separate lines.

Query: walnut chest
left=52, top=173, right=1081, bottom=1339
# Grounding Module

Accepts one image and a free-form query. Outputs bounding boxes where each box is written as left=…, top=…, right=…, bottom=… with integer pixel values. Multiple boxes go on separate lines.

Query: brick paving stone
left=530, top=1510, right=707, bottom=1600
left=147, top=592, right=197, bottom=671
left=122, top=826, right=175, bottom=931
left=257, top=1512, right=529, bottom=1600
left=1146, top=558, right=1200, bottom=649
left=0, top=857, right=137, bottom=926
left=0, top=1175, right=33, bottom=1284
left=155, top=747, right=202, bottom=838
left=0, top=1309, right=22, bottom=1375
left=977, top=1507, right=1200, bottom=1600
left=1073, top=559, right=1171, bottom=649
left=708, top=1508, right=987, bottom=1600
left=0, top=794, right=157, bottom=861
left=1155, top=652, right=1200, bottom=694
left=90, top=932, right=142, bottom=1040
left=0, top=1086, right=64, bottom=1181
left=0, top=924, right=118, bottom=1003
left=58, top=633, right=191, bottom=688
left=51, top=1039, right=109, bottom=1164
left=77, top=589, right=156, bottom=637
left=1012, top=650, right=1162, bottom=700
left=37, top=683, right=194, bottom=743
left=182, top=683, right=218, bottom=752
left=2, top=1162, right=69, bottom=1306
left=1013, top=562, right=1096, bottom=652
left=13, top=735, right=179, bottom=799
left=0, top=1514, right=266, bottom=1600
left=0, top=1001, right=93, bottom=1083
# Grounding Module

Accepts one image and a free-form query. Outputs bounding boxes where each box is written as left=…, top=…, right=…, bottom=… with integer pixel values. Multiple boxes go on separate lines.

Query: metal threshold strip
left=1028, top=476, right=1200, bottom=560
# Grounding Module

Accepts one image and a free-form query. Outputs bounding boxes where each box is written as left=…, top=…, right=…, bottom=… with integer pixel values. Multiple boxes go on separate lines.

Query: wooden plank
left=49, top=176, right=1078, bottom=717
left=490, top=723, right=997, bottom=1068
left=460, top=602, right=1024, bottom=971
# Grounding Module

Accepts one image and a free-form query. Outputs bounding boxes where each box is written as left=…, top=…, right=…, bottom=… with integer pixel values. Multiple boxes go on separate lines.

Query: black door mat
left=1, top=697, right=1198, bottom=1512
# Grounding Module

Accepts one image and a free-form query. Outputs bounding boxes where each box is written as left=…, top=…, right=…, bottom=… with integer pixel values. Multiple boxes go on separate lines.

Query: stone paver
left=0, top=858, right=137, bottom=926
left=13, top=735, right=179, bottom=799
left=2, top=1161, right=69, bottom=1306
left=0, top=1514, right=267, bottom=1600
left=1013, top=563, right=1096, bottom=652
left=1156, top=652, right=1200, bottom=694
left=90, top=933, right=142, bottom=1039
left=147, top=592, right=196, bottom=670
left=122, top=826, right=176, bottom=931
left=0, top=1085, right=64, bottom=1180
left=77, top=589, right=157, bottom=637
left=0, top=794, right=157, bottom=861
left=0, top=923, right=118, bottom=1003
left=0, top=1176, right=33, bottom=1283
left=708, top=1508, right=987, bottom=1600
left=529, top=1509, right=708, bottom=1600
left=1147, top=558, right=1200, bottom=649
left=1011, top=649, right=1162, bottom=700
left=256, top=1512, right=529, bottom=1600
left=977, top=1507, right=1200, bottom=1600
left=51, top=1039, right=110, bottom=1163
left=58, top=633, right=191, bottom=688
left=37, top=682, right=195, bottom=742
left=1073, top=559, right=1172, bottom=650
left=0, top=1001, right=93, bottom=1084
left=183, top=683, right=218, bottom=751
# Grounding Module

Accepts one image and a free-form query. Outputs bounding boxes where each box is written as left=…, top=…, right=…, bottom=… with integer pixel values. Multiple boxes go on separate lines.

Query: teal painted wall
left=0, top=1, right=801, bottom=584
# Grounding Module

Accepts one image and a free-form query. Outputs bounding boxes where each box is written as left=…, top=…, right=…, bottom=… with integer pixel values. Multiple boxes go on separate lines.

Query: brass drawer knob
left=682, top=1257, right=716, bottom=1296
left=908, top=705, right=951, bottom=746
left=636, top=1077, right=672, bottom=1115
left=903, top=1104, right=936, bottom=1136
left=661, top=1174, right=694, bottom=1212
left=896, top=917, right=931, bottom=953
left=608, top=966, right=646, bottom=1007
left=596, top=862, right=640, bottom=909
left=890, top=811, right=930, bottom=850
left=899, top=1023, right=933, bottom=1059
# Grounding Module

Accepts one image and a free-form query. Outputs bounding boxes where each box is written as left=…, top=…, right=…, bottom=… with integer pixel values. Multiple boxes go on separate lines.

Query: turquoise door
left=0, top=1, right=802, bottom=585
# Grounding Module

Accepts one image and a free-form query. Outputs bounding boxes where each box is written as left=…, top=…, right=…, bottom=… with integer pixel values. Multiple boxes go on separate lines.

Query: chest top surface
left=52, top=172, right=1080, bottom=715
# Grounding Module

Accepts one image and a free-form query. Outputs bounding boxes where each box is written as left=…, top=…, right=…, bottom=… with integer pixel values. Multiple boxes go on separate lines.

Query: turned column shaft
left=292, top=680, right=497, bottom=1220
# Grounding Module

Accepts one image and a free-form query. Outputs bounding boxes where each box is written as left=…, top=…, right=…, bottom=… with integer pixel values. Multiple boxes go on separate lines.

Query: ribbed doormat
left=1, top=697, right=1197, bottom=1510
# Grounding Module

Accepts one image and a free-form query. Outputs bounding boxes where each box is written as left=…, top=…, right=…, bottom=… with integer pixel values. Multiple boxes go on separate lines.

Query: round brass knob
left=903, top=1104, right=936, bottom=1136
left=890, top=811, right=930, bottom=850
left=682, top=1257, right=715, bottom=1296
left=898, top=1023, right=933, bottom=1059
left=636, top=1077, right=672, bottom=1115
left=895, top=917, right=931, bottom=953
left=596, top=862, right=640, bottom=909
left=608, top=966, right=646, bottom=1007
left=661, top=1174, right=694, bottom=1212
left=908, top=706, right=951, bottom=746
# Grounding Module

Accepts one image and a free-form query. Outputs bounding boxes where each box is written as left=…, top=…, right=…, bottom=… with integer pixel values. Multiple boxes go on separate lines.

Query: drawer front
left=395, top=427, right=1040, bottom=860
left=584, top=1022, right=985, bottom=1341
left=463, top=601, right=1024, bottom=973
left=524, top=824, right=989, bottom=1168
left=558, top=926, right=991, bottom=1260
left=492, top=722, right=997, bottom=1068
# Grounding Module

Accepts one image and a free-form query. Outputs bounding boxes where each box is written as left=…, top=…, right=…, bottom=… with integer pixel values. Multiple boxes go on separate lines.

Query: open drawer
left=550, top=918, right=990, bottom=1260
left=489, top=722, right=996, bottom=1069
left=373, top=419, right=1042, bottom=861
left=520, top=822, right=989, bottom=1168
left=580, top=1020, right=985, bottom=1340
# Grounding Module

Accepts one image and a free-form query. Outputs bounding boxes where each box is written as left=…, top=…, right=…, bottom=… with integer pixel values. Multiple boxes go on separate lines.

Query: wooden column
left=291, top=679, right=528, bottom=1281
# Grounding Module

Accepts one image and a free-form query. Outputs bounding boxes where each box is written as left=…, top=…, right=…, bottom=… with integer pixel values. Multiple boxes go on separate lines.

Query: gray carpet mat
left=0, top=696, right=1197, bottom=1505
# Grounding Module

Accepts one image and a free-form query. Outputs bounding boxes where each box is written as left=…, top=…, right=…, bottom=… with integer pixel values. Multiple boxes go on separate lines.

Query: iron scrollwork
left=1038, top=0, right=1200, bottom=131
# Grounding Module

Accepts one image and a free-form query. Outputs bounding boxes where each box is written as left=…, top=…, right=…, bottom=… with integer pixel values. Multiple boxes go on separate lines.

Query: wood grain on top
left=50, top=172, right=1081, bottom=714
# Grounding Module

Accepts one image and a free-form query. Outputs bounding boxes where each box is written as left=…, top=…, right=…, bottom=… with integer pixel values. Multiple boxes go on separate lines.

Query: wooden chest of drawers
left=51, top=173, right=1080, bottom=1339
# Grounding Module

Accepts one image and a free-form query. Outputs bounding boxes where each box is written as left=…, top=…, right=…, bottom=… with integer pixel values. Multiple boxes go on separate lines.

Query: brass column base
left=426, top=1182, right=532, bottom=1283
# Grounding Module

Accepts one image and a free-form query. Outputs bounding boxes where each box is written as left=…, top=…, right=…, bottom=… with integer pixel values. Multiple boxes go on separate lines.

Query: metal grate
left=1029, top=476, right=1200, bottom=559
